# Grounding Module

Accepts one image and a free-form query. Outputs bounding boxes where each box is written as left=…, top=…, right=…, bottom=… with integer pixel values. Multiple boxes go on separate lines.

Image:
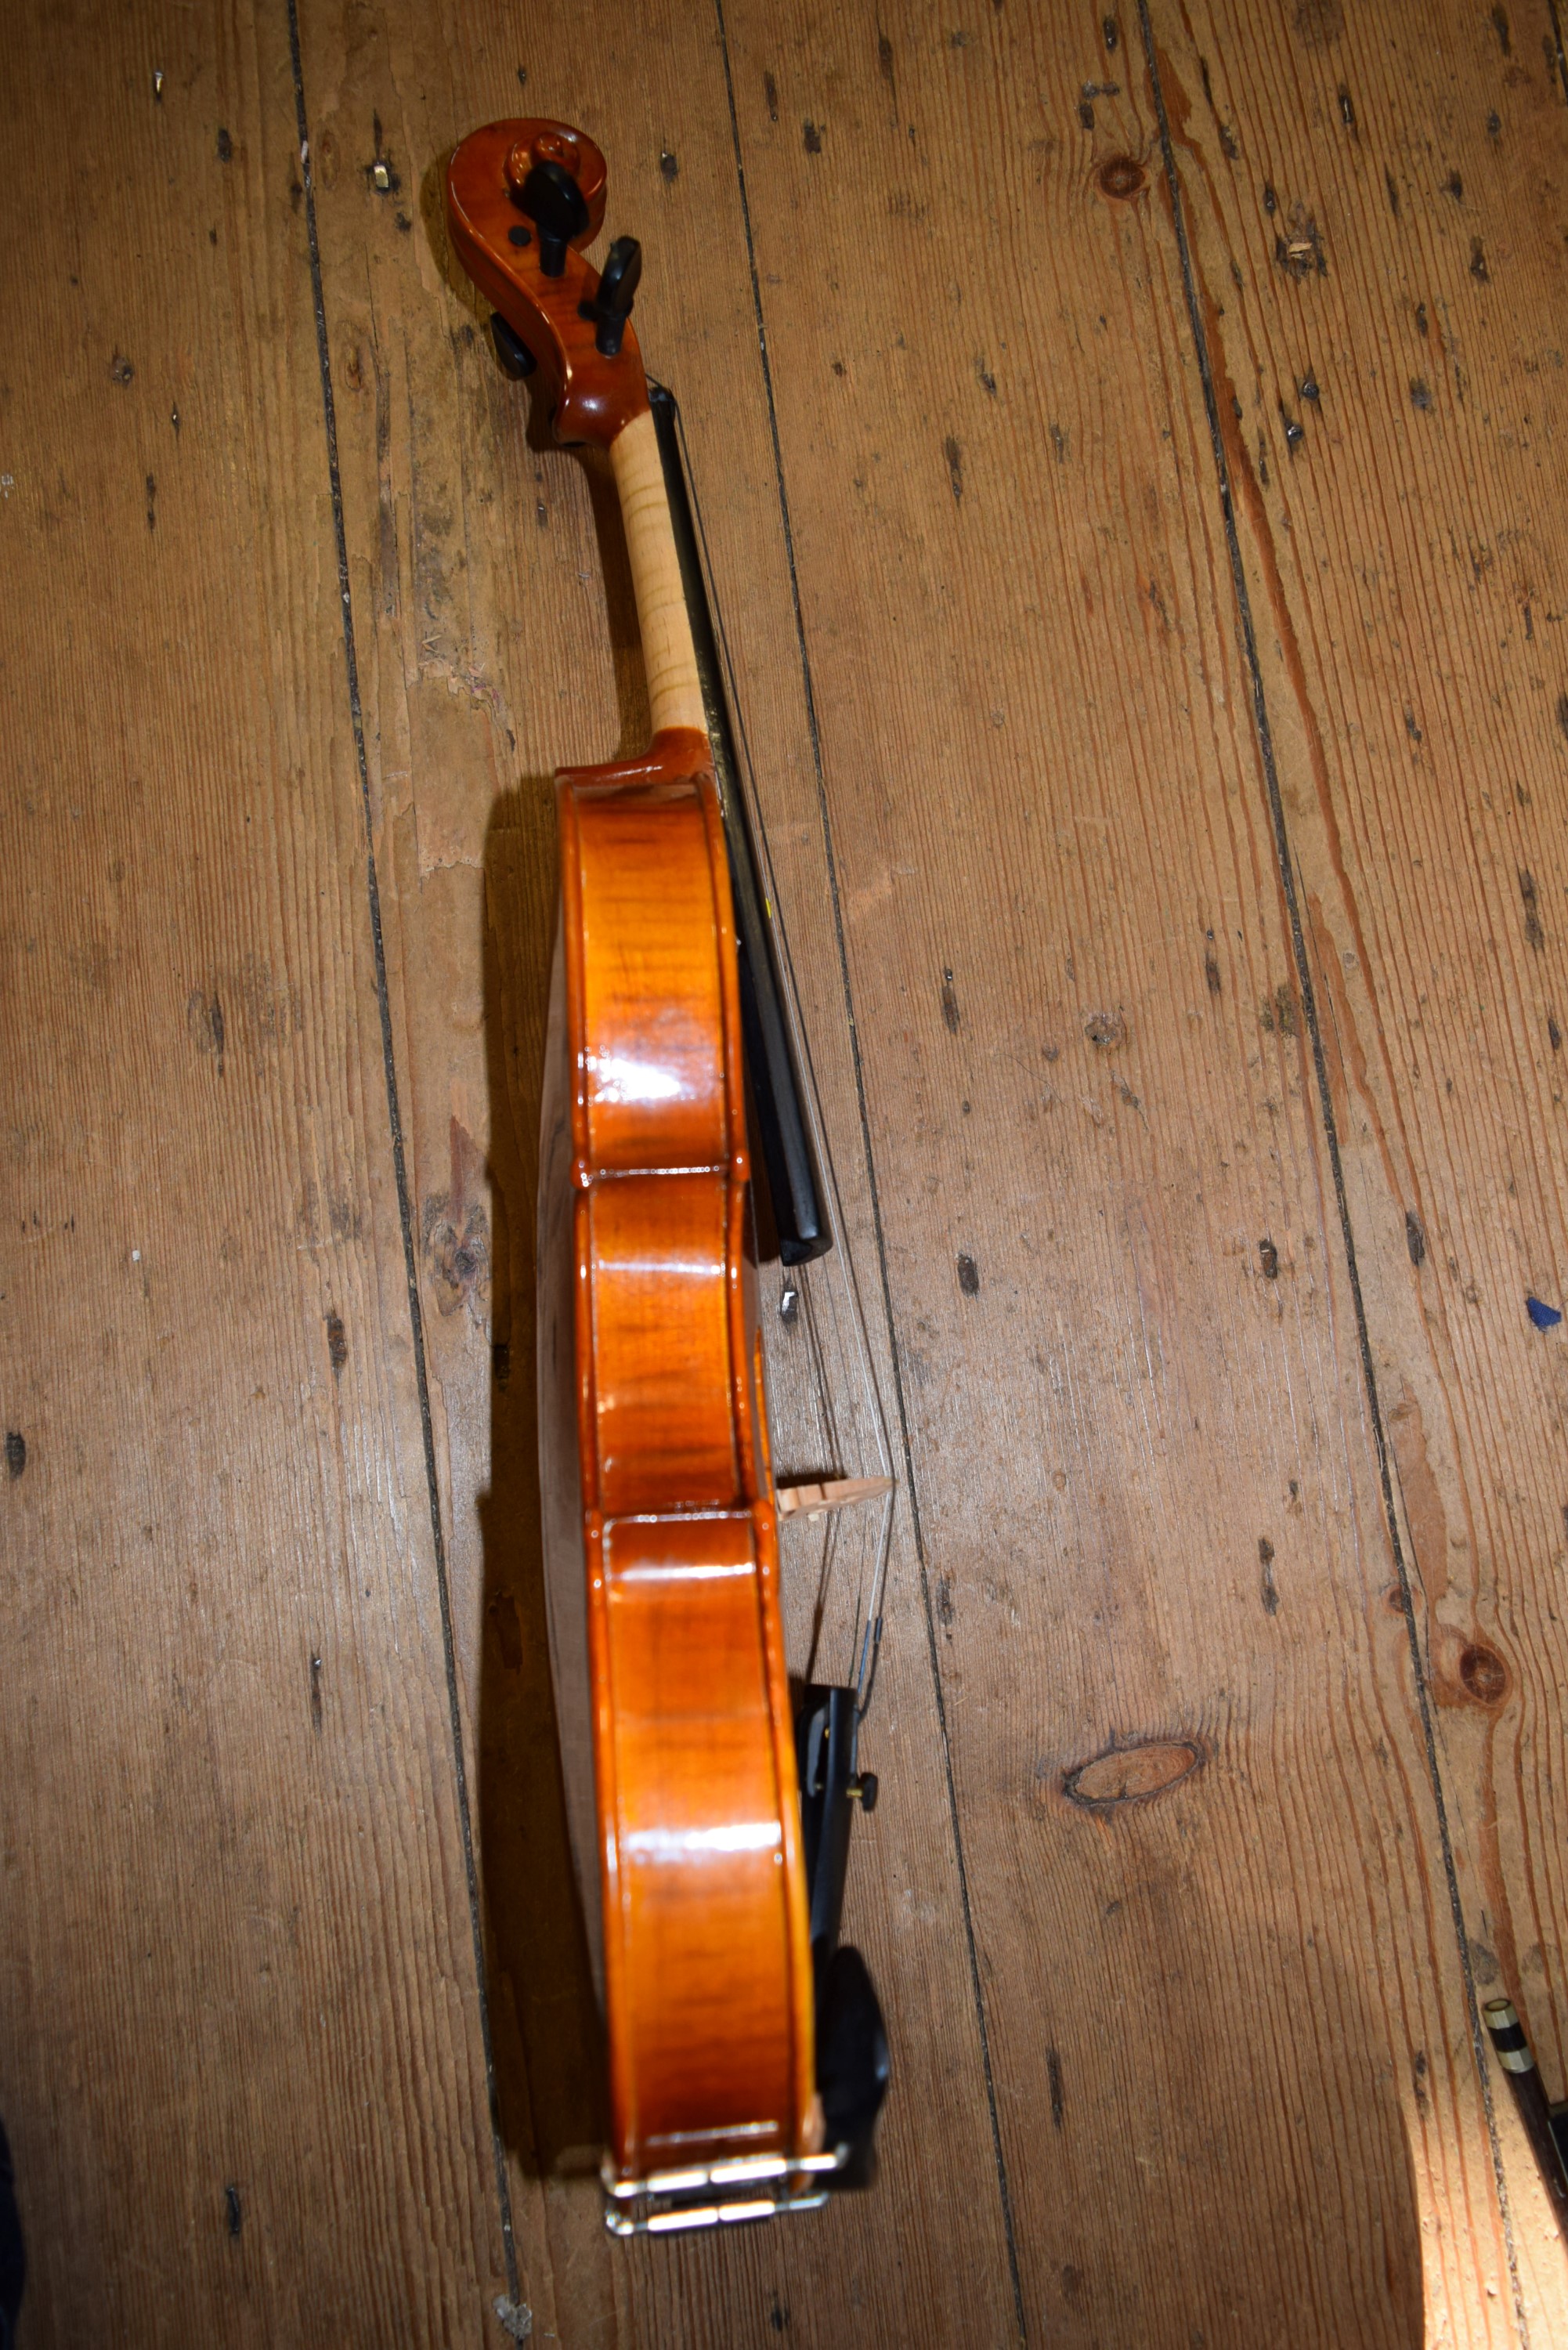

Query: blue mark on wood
left=1526, top=1296, right=1563, bottom=1331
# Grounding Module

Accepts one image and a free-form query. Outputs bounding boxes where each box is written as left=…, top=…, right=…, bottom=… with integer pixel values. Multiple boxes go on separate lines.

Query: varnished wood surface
left=5, top=2, right=1568, bottom=2347
left=558, top=729, right=817, bottom=2180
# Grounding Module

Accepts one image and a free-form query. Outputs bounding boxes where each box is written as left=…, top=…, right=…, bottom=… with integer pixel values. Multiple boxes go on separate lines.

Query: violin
left=446, top=118, right=888, bottom=2234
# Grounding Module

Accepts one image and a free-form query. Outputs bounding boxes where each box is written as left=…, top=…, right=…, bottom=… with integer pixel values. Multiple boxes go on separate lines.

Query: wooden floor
left=5, top=1, right=1568, bottom=2341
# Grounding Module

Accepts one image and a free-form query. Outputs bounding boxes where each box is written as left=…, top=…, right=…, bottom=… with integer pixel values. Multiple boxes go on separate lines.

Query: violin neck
left=610, top=408, right=707, bottom=740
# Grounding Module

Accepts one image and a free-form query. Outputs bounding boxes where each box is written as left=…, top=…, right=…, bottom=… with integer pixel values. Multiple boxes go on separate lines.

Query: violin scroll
left=446, top=119, right=648, bottom=446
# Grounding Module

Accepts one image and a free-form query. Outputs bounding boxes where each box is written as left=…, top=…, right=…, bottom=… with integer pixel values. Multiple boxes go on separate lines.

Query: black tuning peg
left=490, top=314, right=537, bottom=380
left=518, top=157, right=589, bottom=277
left=580, top=236, right=642, bottom=357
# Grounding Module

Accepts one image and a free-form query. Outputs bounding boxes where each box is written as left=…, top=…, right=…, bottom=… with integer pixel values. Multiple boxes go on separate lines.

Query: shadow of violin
left=473, top=759, right=602, bottom=2182
left=471, top=420, right=651, bottom=2185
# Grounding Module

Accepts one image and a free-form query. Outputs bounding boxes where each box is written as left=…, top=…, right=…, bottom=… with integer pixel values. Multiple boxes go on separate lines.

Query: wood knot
left=1458, top=1644, right=1508, bottom=1706
left=423, top=1195, right=491, bottom=1319
left=1097, top=155, right=1146, bottom=201
left=1060, top=1736, right=1204, bottom=1808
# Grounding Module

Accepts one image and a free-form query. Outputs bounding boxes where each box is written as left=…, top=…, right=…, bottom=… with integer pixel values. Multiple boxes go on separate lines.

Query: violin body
left=448, top=120, right=844, bottom=2223
left=555, top=726, right=818, bottom=2186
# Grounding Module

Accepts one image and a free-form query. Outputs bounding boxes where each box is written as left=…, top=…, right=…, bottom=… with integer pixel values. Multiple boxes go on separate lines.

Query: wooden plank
left=13, top=0, right=1565, bottom=2341
left=1147, top=0, right=1568, bottom=2323
left=0, top=5, right=511, bottom=2342
left=717, top=1, right=1550, bottom=2341
left=295, top=3, right=1021, bottom=2341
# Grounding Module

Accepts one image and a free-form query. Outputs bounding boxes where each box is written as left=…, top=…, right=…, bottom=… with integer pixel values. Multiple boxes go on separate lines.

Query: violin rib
left=558, top=734, right=817, bottom=2178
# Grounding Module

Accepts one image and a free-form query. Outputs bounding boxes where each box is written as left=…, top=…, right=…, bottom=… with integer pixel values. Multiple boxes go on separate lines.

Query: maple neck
left=610, top=410, right=707, bottom=742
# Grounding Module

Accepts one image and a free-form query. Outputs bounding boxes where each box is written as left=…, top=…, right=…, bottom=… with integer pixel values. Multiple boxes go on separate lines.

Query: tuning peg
left=490, top=313, right=537, bottom=379
left=518, top=157, right=589, bottom=277
left=580, top=236, right=642, bottom=357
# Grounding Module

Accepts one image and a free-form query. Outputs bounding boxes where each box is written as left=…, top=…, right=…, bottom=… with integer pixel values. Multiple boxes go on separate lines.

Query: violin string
left=802, top=1264, right=876, bottom=1689
left=798, top=1260, right=837, bottom=1467
left=804, top=1269, right=888, bottom=1711
left=793, top=1267, right=833, bottom=1681
left=797, top=1259, right=863, bottom=1687
left=670, top=395, right=895, bottom=1719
